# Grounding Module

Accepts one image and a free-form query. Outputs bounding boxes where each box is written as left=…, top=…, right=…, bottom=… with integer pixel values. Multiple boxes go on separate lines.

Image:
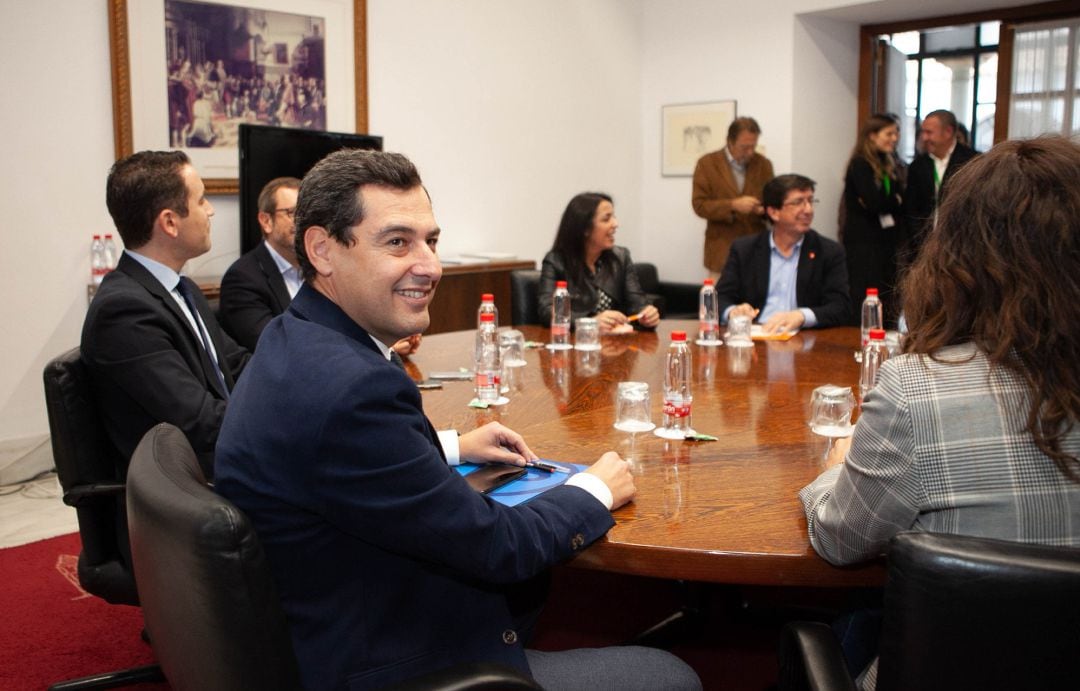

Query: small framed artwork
left=108, top=0, right=367, bottom=194
left=661, top=100, right=737, bottom=177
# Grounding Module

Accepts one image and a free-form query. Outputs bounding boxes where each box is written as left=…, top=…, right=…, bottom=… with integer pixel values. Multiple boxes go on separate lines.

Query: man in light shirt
left=81, top=150, right=250, bottom=477
left=219, top=176, right=302, bottom=350
left=213, top=149, right=701, bottom=691
left=903, top=109, right=978, bottom=257
left=715, top=174, right=851, bottom=333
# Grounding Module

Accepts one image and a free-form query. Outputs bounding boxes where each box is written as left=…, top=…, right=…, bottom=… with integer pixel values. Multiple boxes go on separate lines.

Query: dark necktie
left=175, top=278, right=229, bottom=399
left=389, top=350, right=406, bottom=370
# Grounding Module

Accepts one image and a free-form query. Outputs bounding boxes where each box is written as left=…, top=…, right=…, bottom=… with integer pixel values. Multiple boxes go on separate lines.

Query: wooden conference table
left=406, top=321, right=885, bottom=588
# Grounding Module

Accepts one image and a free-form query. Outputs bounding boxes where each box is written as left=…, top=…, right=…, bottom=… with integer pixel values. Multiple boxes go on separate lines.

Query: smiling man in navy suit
left=715, top=174, right=851, bottom=333
left=214, top=149, right=701, bottom=691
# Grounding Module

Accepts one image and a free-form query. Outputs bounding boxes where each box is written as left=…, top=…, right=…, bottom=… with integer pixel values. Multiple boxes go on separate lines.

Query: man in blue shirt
left=715, top=174, right=851, bottom=332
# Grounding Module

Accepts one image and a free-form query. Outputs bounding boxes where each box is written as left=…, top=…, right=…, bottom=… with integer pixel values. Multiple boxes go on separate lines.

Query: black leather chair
left=779, top=531, right=1080, bottom=691
left=510, top=269, right=542, bottom=326
left=509, top=264, right=699, bottom=326
left=127, top=424, right=541, bottom=691
left=43, top=347, right=165, bottom=690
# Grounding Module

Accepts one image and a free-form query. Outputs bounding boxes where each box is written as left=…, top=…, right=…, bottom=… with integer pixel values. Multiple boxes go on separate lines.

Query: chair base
left=48, top=664, right=164, bottom=691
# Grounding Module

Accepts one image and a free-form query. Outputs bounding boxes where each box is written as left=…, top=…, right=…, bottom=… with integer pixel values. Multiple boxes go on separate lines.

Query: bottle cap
left=702, top=278, right=714, bottom=286
left=480, top=313, right=495, bottom=323
left=670, top=331, right=687, bottom=342
left=866, top=287, right=879, bottom=296
left=481, top=293, right=494, bottom=302
left=556, top=281, right=567, bottom=289
left=93, top=234, right=101, bottom=239
left=869, top=328, right=886, bottom=340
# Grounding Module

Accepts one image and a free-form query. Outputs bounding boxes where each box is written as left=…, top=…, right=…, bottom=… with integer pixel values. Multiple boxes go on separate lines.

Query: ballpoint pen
left=525, top=460, right=570, bottom=474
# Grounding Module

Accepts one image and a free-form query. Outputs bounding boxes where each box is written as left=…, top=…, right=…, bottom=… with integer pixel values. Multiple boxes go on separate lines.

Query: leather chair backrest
left=877, top=531, right=1080, bottom=691
left=126, top=423, right=303, bottom=691
left=43, top=346, right=137, bottom=605
left=510, top=269, right=542, bottom=326
left=633, top=262, right=659, bottom=294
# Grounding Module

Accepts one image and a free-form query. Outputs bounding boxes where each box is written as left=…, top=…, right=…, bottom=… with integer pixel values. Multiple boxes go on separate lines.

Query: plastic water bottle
left=550, top=280, right=572, bottom=350
left=103, top=234, right=119, bottom=270
left=698, top=278, right=720, bottom=344
left=90, top=235, right=107, bottom=285
left=859, top=328, right=889, bottom=400
left=477, top=293, right=498, bottom=329
left=474, top=312, right=501, bottom=402
left=860, top=287, right=883, bottom=346
left=660, top=331, right=693, bottom=437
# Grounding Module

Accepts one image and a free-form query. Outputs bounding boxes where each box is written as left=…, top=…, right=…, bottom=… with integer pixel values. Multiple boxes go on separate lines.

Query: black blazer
left=218, top=242, right=293, bottom=350
left=537, top=246, right=650, bottom=322
left=81, top=252, right=249, bottom=475
left=715, top=229, right=851, bottom=329
left=903, top=143, right=977, bottom=251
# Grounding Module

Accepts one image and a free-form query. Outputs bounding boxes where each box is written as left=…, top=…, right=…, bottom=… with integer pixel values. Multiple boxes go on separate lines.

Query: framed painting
left=108, top=0, right=367, bottom=194
left=661, top=100, right=737, bottom=177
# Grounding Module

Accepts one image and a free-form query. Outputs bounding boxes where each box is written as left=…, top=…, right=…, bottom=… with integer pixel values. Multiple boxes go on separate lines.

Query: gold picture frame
left=108, top=0, right=368, bottom=194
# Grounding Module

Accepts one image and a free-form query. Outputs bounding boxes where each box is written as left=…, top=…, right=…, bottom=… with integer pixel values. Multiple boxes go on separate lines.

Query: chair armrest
left=657, top=280, right=701, bottom=318
left=62, top=482, right=126, bottom=507
left=384, top=662, right=542, bottom=690
left=778, top=621, right=857, bottom=691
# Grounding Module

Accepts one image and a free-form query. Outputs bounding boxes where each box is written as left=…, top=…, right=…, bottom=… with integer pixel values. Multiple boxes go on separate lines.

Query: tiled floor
left=0, top=472, right=77, bottom=549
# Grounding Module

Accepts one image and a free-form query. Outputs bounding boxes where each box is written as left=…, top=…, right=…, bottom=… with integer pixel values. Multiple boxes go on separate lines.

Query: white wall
left=366, top=0, right=643, bottom=263
left=0, top=0, right=1024, bottom=449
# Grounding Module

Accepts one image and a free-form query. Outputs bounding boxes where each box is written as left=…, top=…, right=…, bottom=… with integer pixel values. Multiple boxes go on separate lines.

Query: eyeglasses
left=781, top=197, right=820, bottom=209
left=274, top=207, right=297, bottom=219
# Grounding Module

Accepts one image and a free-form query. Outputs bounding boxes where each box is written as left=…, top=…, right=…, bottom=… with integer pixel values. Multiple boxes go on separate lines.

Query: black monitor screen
left=238, top=124, right=383, bottom=254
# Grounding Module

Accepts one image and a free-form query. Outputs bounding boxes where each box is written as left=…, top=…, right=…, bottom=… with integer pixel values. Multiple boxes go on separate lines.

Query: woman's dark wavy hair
left=550, top=192, right=612, bottom=288
left=900, top=136, right=1080, bottom=479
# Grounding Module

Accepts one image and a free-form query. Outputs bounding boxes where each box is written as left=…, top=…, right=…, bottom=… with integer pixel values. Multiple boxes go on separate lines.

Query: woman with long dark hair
left=801, top=135, right=1080, bottom=688
left=538, top=193, right=659, bottom=334
left=841, top=114, right=905, bottom=324
left=804, top=134, right=1080, bottom=562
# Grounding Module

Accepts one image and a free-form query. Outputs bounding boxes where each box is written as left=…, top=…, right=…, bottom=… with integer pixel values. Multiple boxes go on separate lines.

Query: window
left=881, top=23, right=999, bottom=159
left=1009, top=18, right=1080, bottom=138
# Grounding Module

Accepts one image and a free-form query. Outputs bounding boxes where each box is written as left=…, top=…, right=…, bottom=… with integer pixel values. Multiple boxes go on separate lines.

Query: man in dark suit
left=903, top=109, right=978, bottom=257
left=716, top=174, right=851, bottom=332
left=218, top=176, right=301, bottom=350
left=214, top=150, right=701, bottom=691
left=81, top=150, right=249, bottom=476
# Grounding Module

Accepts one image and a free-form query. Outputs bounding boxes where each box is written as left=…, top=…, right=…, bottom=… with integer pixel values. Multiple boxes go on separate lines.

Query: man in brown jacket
left=692, top=116, right=774, bottom=278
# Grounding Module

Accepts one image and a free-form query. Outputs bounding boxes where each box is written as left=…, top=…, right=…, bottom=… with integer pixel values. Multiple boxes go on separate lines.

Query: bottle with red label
left=477, top=292, right=498, bottom=329
left=549, top=280, right=572, bottom=350
left=657, top=331, right=694, bottom=438
left=474, top=312, right=501, bottom=402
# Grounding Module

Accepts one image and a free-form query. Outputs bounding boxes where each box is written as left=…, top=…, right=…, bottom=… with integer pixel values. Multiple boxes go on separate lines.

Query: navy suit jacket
left=214, top=285, right=614, bottom=691
left=81, top=252, right=249, bottom=476
left=218, top=242, right=292, bottom=350
left=715, top=229, right=851, bottom=329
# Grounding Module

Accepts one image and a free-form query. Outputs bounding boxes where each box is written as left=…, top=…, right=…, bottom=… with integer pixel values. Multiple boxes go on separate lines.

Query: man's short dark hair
left=294, top=150, right=423, bottom=280
left=105, top=150, right=191, bottom=249
left=257, top=176, right=301, bottom=215
left=762, top=174, right=816, bottom=212
left=925, top=109, right=958, bottom=133
left=727, top=116, right=762, bottom=143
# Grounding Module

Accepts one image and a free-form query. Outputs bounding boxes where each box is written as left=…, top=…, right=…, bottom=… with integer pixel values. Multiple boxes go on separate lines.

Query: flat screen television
left=238, top=124, right=383, bottom=254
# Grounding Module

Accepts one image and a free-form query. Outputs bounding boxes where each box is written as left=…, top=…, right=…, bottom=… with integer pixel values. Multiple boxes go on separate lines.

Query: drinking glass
left=727, top=313, right=753, bottom=346
left=499, top=329, right=527, bottom=368
left=809, top=385, right=856, bottom=437
left=575, top=317, right=601, bottom=351
left=614, top=381, right=654, bottom=460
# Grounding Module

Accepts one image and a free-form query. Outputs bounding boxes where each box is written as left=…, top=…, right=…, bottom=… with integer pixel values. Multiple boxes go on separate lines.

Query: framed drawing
left=108, top=0, right=367, bottom=194
left=661, top=100, right=737, bottom=177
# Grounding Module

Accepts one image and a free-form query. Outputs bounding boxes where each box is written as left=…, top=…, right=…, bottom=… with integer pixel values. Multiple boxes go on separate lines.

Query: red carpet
left=0, top=533, right=167, bottom=690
